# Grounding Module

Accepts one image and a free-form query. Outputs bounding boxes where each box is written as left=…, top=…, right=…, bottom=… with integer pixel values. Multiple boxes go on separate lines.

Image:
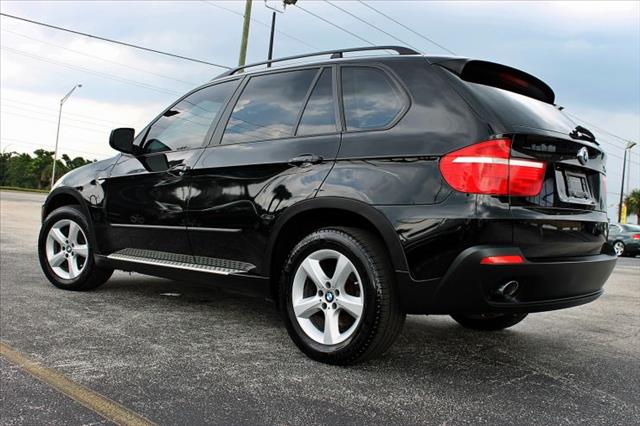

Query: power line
left=1, top=45, right=181, bottom=96
left=1, top=137, right=106, bottom=158
left=325, top=1, right=422, bottom=53
left=1, top=28, right=199, bottom=86
left=356, top=1, right=456, bottom=55
left=0, top=12, right=231, bottom=69
left=294, top=4, right=375, bottom=47
left=202, top=1, right=319, bottom=51
left=1, top=97, right=128, bottom=126
left=1, top=102, right=115, bottom=131
left=1, top=110, right=108, bottom=134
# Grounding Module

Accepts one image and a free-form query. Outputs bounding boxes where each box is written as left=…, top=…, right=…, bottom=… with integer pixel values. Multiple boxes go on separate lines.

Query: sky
left=1, top=0, right=639, bottom=218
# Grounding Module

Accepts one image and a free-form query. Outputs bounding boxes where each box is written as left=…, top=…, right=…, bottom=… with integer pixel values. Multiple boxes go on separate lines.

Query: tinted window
left=222, top=69, right=317, bottom=144
left=297, top=68, right=336, bottom=135
left=342, top=67, right=404, bottom=131
left=141, top=80, right=237, bottom=154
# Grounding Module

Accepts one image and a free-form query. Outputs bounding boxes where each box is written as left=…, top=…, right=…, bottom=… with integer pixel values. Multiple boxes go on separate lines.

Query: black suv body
left=39, top=47, right=617, bottom=364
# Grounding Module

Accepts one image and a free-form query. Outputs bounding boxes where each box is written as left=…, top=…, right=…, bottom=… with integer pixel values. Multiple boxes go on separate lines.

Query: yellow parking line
left=0, top=341, right=156, bottom=426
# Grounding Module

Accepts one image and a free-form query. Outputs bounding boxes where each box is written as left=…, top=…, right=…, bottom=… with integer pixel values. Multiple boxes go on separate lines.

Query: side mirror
left=109, top=128, right=135, bottom=154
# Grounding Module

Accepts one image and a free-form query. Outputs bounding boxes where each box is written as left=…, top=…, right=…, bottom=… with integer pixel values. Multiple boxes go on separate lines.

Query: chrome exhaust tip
left=497, top=280, right=519, bottom=297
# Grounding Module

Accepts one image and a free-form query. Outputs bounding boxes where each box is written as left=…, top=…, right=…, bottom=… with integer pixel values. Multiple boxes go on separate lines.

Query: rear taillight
left=439, top=138, right=546, bottom=196
left=632, top=234, right=640, bottom=240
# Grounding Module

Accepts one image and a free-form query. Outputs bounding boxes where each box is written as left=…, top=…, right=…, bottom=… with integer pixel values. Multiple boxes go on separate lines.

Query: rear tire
left=280, top=227, right=405, bottom=365
left=450, top=312, right=527, bottom=331
left=38, top=206, right=113, bottom=291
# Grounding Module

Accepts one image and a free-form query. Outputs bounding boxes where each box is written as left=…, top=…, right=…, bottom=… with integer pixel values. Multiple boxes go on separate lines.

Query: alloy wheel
left=291, top=249, right=364, bottom=345
left=613, top=241, right=624, bottom=256
left=46, top=219, right=89, bottom=280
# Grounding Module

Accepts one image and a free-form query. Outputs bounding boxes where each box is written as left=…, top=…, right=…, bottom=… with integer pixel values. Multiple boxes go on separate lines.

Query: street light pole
left=267, top=11, right=276, bottom=67
left=618, top=141, right=637, bottom=222
left=51, top=84, right=82, bottom=189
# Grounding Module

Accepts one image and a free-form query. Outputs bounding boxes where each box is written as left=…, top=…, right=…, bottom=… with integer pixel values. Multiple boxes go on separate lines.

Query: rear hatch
left=433, top=58, right=608, bottom=257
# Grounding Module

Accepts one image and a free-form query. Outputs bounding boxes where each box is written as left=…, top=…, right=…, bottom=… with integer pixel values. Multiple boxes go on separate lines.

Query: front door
left=102, top=79, right=240, bottom=256
left=187, top=66, right=341, bottom=272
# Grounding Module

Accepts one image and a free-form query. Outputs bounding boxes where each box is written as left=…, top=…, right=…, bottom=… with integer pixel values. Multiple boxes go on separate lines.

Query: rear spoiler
left=430, top=58, right=555, bottom=104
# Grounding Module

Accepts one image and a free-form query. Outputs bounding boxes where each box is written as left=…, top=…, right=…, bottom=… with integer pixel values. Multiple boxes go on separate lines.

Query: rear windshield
left=467, top=82, right=577, bottom=135
left=622, top=224, right=640, bottom=232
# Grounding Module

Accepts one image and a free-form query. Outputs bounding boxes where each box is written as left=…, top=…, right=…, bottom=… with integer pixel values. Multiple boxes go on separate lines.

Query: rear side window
left=297, top=69, right=336, bottom=136
left=141, top=80, right=237, bottom=154
left=341, top=67, right=405, bottom=131
left=222, top=69, right=317, bottom=144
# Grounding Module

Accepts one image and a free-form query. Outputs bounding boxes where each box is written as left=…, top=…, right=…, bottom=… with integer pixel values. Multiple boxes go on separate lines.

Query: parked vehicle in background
left=38, top=46, right=617, bottom=365
left=608, top=223, right=640, bottom=257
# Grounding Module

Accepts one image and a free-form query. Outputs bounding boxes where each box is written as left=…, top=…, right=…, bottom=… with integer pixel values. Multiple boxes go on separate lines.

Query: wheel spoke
left=68, top=257, right=81, bottom=279
left=50, top=227, right=67, bottom=245
left=293, top=296, right=321, bottom=318
left=323, top=309, right=340, bottom=345
left=337, top=294, right=363, bottom=319
left=49, top=251, right=66, bottom=267
left=75, top=244, right=89, bottom=258
left=301, top=258, right=329, bottom=288
left=332, top=253, right=355, bottom=289
left=68, top=222, right=81, bottom=245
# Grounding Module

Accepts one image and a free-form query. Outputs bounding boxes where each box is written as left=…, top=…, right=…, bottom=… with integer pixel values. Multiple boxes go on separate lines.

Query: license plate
left=556, top=169, right=595, bottom=205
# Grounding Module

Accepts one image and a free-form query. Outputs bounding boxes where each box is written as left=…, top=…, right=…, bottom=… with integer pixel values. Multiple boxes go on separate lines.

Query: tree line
left=0, top=149, right=95, bottom=190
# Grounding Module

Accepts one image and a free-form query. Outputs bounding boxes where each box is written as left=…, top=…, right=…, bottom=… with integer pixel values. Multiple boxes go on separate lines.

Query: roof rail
left=214, top=46, right=420, bottom=79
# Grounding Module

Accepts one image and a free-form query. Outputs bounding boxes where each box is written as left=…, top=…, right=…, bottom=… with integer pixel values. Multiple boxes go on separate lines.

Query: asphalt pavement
left=1, top=190, right=639, bottom=425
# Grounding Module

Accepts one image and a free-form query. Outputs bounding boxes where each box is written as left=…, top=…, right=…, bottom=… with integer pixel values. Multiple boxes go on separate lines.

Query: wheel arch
left=43, top=188, right=89, bottom=221
left=265, top=197, right=408, bottom=302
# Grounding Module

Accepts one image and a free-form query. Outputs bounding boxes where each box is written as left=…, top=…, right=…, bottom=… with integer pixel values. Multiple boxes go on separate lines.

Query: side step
left=107, top=248, right=255, bottom=276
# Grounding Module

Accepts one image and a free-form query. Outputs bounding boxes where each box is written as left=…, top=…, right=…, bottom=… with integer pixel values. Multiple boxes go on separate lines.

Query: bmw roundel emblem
left=325, top=292, right=334, bottom=302
left=577, top=147, right=589, bottom=165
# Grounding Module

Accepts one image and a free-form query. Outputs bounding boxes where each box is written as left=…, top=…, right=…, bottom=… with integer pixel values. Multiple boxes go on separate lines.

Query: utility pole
left=618, top=141, right=637, bottom=222
left=51, top=84, right=82, bottom=189
left=238, top=0, right=253, bottom=67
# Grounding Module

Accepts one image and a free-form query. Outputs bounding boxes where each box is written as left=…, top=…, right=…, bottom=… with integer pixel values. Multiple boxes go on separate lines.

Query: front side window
left=297, top=68, right=336, bottom=136
left=341, top=66, right=405, bottom=131
left=222, top=69, right=317, bottom=144
left=141, top=80, right=238, bottom=154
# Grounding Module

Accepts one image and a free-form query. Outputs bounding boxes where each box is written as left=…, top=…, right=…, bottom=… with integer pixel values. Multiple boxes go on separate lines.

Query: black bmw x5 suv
left=39, top=46, right=616, bottom=364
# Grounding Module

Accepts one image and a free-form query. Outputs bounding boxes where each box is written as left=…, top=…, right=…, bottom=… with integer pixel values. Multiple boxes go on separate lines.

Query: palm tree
left=624, top=189, right=640, bottom=223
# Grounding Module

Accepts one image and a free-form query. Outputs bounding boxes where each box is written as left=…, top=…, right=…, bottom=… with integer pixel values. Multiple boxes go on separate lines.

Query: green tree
left=625, top=189, right=640, bottom=223
left=0, top=150, right=94, bottom=190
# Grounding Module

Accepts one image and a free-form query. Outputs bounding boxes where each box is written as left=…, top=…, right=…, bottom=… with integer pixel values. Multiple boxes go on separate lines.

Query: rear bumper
left=396, top=246, right=617, bottom=314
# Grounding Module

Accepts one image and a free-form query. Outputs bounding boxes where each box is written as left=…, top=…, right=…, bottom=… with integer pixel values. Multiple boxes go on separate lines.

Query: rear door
left=187, top=66, right=341, bottom=272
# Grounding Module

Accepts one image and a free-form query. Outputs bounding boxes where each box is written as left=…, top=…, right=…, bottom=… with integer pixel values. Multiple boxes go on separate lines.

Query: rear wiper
left=569, top=125, right=598, bottom=145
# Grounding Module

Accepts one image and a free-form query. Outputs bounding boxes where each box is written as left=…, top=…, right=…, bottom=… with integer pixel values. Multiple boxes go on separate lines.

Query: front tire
left=450, top=312, right=528, bottom=331
left=38, top=206, right=113, bottom=291
left=280, top=227, right=405, bottom=365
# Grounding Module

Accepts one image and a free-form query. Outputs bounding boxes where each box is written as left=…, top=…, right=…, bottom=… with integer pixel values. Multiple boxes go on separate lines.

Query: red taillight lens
left=632, top=234, right=640, bottom=240
left=480, top=255, right=525, bottom=265
left=439, top=138, right=546, bottom=196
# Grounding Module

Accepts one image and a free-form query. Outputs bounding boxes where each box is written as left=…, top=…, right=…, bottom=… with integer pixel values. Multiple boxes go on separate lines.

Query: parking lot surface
left=1, top=190, right=639, bottom=425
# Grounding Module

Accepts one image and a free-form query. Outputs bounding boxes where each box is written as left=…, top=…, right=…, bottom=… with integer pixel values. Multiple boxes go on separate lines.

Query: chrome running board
left=107, top=248, right=254, bottom=276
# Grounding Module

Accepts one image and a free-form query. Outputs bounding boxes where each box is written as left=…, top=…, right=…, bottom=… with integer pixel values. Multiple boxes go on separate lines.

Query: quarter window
left=297, top=68, right=336, bottom=136
left=222, top=69, right=317, bottom=144
left=141, top=80, right=238, bottom=154
left=341, top=67, right=405, bottom=131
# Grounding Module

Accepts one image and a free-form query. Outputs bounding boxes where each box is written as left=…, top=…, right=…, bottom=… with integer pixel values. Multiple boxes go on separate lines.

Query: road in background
left=1, top=190, right=639, bottom=425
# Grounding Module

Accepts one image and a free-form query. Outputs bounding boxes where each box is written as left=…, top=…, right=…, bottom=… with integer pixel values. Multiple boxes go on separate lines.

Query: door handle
left=288, top=154, right=323, bottom=167
left=167, top=163, right=190, bottom=176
